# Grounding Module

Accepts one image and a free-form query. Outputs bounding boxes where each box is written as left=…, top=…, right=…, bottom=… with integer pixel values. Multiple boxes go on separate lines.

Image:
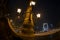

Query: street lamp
left=17, top=8, right=21, bottom=14
left=30, top=1, right=36, bottom=6
left=36, top=13, right=41, bottom=18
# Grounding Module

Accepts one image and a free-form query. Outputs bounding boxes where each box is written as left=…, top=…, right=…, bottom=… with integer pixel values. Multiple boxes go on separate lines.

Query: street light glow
left=17, top=8, right=21, bottom=14
left=18, top=16, right=20, bottom=19
left=10, top=19, right=13, bottom=22
left=30, top=1, right=36, bottom=6
left=36, top=13, right=41, bottom=18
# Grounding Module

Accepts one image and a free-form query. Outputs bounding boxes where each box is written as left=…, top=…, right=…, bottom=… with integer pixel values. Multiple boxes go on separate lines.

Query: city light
left=17, top=8, right=21, bottom=14
left=36, top=13, right=41, bottom=18
left=17, top=16, right=20, bottom=19
left=10, top=19, right=13, bottom=22
left=30, top=1, right=36, bottom=6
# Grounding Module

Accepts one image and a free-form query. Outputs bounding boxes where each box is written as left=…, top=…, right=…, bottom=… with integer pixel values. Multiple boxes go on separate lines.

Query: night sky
left=7, top=0, right=60, bottom=27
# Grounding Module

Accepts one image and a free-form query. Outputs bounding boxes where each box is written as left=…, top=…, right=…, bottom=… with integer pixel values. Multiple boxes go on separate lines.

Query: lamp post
left=36, top=13, right=41, bottom=33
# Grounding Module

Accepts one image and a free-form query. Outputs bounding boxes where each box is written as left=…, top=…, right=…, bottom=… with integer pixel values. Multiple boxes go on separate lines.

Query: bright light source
left=17, top=8, right=21, bottom=14
left=36, top=13, right=41, bottom=18
left=30, top=1, right=36, bottom=6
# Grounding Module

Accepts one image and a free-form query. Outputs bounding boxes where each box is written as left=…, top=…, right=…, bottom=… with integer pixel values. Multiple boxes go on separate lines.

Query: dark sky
left=7, top=0, right=60, bottom=26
